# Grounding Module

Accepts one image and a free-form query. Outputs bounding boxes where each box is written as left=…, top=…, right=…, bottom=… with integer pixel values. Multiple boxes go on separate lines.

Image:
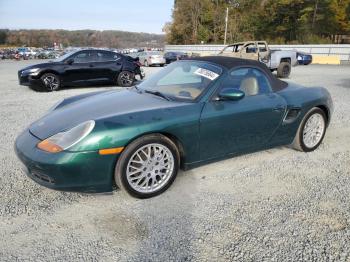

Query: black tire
left=291, top=107, right=327, bottom=152
left=277, top=62, right=291, bottom=78
left=115, top=134, right=180, bottom=198
left=117, top=71, right=134, bottom=87
left=40, top=73, right=60, bottom=91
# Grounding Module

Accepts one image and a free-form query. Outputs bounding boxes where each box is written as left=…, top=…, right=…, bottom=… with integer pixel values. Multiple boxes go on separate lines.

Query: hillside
left=0, top=29, right=165, bottom=48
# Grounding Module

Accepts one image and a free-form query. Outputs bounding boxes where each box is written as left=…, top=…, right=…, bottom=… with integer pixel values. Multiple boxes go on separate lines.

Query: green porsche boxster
left=15, top=56, right=333, bottom=198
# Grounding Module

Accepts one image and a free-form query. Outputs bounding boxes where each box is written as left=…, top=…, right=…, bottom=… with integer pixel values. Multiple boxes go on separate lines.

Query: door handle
left=89, top=64, right=94, bottom=67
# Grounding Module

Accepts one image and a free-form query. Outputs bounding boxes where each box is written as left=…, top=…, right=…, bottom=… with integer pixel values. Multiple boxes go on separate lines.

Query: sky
left=0, top=0, right=173, bottom=34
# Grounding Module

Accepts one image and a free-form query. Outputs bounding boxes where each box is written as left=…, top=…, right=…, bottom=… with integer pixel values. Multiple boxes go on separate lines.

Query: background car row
left=0, top=47, right=164, bottom=60
left=0, top=48, right=63, bottom=60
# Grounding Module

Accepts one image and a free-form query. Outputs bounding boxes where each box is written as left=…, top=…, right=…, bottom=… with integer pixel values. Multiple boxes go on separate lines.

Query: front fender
left=68, top=103, right=204, bottom=164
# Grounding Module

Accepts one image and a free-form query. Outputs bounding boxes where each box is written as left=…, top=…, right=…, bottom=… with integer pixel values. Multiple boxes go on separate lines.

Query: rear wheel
left=117, top=71, right=134, bottom=87
left=115, top=134, right=180, bottom=198
left=292, top=108, right=327, bottom=152
left=40, top=73, right=60, bottom=91
left=277, top=62, right=291, bottom=78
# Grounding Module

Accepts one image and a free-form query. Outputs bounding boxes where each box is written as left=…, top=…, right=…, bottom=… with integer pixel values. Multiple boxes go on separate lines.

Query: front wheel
left=291, top=108, right=327, bottom=152
left=117, top=71, right=134, bottom=87
left=115, top=134, right=180, bottom=198
left=40, top=73, right=60, bottom=91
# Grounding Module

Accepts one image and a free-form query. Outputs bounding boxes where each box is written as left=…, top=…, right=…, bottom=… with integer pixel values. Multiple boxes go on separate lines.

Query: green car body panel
left=15, top=58, right=333, bottom=193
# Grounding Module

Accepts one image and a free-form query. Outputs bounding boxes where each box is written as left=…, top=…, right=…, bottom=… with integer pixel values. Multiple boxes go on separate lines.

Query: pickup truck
left=218, top=41, right=298, bottom=78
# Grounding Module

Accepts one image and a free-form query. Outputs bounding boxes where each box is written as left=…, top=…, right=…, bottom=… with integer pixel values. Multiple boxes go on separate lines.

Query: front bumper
left=149, top=58, right=165, bottom=65
left=299, top=59, right=312, bottom=65
left=14, top=129, right=117, bottom=193
left=18, top=71, right=43, bottom=87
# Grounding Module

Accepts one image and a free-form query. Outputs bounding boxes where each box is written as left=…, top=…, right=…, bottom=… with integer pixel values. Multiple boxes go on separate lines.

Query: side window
left=221, top=67, right=272, bottom=96
left=94, top=51, right=118, bottom=62
left=235, top=44, right=243, bottom=52
left=221, top=45, right=234, bottom=53
left=73, top=52, right=89, bottom=63
left=244, top=43, right=257, bottom=53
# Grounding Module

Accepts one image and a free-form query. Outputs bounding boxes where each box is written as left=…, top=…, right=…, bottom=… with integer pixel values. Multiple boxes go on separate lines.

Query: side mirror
left=218, top=88, right=245, bottom=101
left=66, top=58, right=74, bottom=65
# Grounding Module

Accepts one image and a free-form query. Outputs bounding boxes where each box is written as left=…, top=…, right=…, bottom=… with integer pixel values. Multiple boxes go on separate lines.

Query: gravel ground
left=0, top=60, right=350, bottom=262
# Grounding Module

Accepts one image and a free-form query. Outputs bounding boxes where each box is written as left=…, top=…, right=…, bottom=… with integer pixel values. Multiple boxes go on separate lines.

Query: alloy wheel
left=126, top=143, right=174, bottom=193
left=42, top=75, right=59, bottom=91
left=120, top=72, right=133, bottom=86
left=302, top=113, right=325, bottom=148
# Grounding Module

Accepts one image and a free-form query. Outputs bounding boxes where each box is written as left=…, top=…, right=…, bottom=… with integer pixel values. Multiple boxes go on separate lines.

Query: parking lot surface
left=1, top=60, right=350, bottom=261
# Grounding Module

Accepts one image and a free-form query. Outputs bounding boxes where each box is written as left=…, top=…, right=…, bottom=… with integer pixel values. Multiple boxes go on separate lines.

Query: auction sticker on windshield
left=194, top=68, right=219, bottom=80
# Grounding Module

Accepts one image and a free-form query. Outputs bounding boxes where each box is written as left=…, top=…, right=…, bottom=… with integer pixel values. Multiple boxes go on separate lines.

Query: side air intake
left=283, top=108, right=301, bottom=123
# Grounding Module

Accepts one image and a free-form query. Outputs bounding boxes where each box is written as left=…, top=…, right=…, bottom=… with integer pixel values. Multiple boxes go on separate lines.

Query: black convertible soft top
left=186, top=56, right=288, bottom=91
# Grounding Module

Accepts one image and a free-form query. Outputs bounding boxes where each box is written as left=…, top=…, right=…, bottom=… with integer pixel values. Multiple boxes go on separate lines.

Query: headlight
left=37, top=120, right=95, bottom=153
left=23, top=68, right=40, bottom=76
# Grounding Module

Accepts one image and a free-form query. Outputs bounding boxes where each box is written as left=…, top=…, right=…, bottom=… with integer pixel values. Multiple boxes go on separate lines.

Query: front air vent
left=284, top=108, right=301, bottom=123
left=31, top=170, right=55, bottom=184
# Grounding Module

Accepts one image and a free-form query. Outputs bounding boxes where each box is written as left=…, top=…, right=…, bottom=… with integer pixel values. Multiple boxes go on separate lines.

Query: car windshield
left=137, top=61, right=222, bottom=101
left=52, top=51, right=76, bottom=62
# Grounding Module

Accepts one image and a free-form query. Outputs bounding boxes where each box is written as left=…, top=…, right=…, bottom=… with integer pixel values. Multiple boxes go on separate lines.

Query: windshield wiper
left=144, top=89, right=171, bottom=101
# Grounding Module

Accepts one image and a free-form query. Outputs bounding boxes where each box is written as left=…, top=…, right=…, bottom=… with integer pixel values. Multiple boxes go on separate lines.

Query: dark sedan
left=164, top=51, right=188, bottom=64
left=18, top=49, right=144, bottom=91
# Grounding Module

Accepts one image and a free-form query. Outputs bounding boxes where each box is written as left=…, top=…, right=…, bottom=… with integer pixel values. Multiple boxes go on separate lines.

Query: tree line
left=0, top=29, right=164, bottom=48
left=164, top=0, right=350, bottom=44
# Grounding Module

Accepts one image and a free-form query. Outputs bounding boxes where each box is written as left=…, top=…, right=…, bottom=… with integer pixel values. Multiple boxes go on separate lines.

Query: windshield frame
left=52, top=50, right=78, bottom=62
left=137, top=60, right=224, bottom=103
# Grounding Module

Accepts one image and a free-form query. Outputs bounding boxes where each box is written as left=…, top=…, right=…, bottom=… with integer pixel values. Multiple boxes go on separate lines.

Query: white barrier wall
left=165, top=44, right=350, bottom=61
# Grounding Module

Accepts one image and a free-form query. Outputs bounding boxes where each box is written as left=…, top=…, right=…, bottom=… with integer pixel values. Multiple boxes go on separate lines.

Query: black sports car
left=164, top=51, right=189, bottom=64
left=18, top=49, right=144, bottom=91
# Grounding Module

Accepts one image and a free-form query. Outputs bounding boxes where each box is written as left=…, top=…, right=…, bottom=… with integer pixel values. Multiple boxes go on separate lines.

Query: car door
left=62, top=51, right=93, bottom=84
left=199, top=67, right=287, bottom=160
left=88, top=51, right=122, bottom=82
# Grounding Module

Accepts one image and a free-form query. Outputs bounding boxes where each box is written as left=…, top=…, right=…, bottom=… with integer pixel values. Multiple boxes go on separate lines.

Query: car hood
left=29, top=89, right=186, bottom=140
left=20, top=62, right=60, bottom=71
